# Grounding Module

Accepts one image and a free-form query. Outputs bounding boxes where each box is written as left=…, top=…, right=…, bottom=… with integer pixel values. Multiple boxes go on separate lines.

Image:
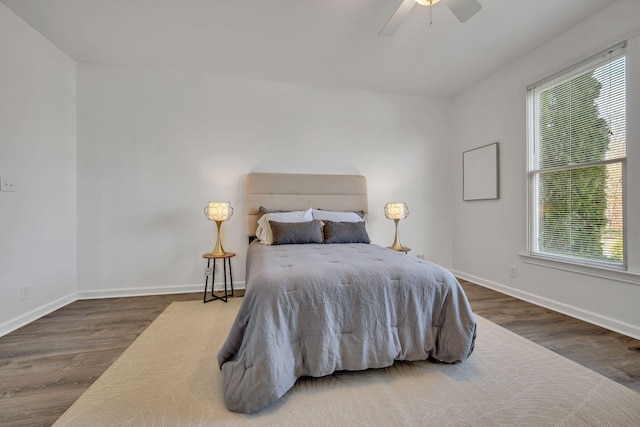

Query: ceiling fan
left=379, top=0, right=482, bottom=36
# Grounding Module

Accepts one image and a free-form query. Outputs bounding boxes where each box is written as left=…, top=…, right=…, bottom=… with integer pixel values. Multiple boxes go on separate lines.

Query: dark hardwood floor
left=459, top=279, right=640, bottom=395
left=0, top=293, right=201, bottom=427
left=1, top=282, right=639, bottom=427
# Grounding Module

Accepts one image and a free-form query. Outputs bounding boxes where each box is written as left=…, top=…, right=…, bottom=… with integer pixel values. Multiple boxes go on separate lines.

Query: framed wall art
left=463, top=142, right=499, bottom=201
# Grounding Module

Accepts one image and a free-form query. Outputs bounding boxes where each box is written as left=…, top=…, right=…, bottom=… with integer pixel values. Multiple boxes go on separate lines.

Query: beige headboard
left=246, top=173, right=368, bottom=236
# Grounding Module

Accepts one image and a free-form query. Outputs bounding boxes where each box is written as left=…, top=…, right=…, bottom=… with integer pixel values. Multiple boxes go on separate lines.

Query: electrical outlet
left=416, top=254, right=425, bottom=260
left=1, top=175, right=16, bottom=192
left=509, top=266, right=517, bottom=278
left=204, top=266, right=213, bottom=276
left=20, top=286, right=29, bottom=300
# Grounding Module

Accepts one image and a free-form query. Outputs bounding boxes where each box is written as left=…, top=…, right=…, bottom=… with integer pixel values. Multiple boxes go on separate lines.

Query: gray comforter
left=217, top=242, right=476, bottom=413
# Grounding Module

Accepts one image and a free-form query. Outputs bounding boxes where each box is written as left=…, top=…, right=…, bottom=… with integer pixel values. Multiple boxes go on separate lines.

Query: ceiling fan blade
left=378, top=0, right=416, bottom=37
left=444, top=0, right=482, bottom=23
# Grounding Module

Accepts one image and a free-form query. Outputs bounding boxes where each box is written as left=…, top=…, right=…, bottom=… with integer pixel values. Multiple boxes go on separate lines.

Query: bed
left=217, top=173, right=477, bottom=414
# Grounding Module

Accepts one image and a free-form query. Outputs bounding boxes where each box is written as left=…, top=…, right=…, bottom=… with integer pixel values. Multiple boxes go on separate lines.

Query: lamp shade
left=204, top=202, right=233, bottom=222
left=384, top=202, right=409, bottom=220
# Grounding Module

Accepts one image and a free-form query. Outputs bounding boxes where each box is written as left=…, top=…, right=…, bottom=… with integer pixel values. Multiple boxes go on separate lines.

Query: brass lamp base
left=208, top=220, right=228, bottom=257
left=389, top=218, right=404, bottom=250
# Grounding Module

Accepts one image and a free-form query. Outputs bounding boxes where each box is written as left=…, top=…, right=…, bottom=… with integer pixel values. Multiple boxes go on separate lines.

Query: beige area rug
left=54, top=299, right=640, bottom=427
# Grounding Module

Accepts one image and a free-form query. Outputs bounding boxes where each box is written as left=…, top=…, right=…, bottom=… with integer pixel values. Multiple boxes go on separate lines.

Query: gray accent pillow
left=259, top=206, right=290, bottom=215
left=317, top=208, right=365, bottom=218
left=323, top=220, right=370, bottom=244
left=270, top=220, right=323, bottom=245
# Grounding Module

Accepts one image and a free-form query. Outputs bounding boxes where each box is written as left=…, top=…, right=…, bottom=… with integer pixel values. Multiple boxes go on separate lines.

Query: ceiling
left=1, top=0, right=615, bottom=97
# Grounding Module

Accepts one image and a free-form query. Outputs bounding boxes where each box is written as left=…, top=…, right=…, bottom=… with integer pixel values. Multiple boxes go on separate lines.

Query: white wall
left=76, top=64, right=453, bottom=297
left=450, top=0, right=640, bottom=339
left=9, top=0, right=636, bottom=342
left=0, top=3, right=77, bottom=335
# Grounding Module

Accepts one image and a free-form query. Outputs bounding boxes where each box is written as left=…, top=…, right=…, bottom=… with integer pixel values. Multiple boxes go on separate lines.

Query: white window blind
left=527, top=43, right=626, bottom=268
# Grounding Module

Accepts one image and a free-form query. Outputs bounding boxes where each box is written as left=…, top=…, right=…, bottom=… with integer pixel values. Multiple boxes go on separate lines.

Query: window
left=527, top=43, right=626, bottom=269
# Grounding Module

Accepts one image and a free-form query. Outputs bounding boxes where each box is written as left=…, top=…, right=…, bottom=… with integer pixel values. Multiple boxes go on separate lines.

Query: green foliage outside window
left=538, top=73, right=609, bottom=260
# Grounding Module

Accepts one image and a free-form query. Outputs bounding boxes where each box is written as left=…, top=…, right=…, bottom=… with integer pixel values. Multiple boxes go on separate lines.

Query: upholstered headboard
left=245, top=173, right=368, bottom=236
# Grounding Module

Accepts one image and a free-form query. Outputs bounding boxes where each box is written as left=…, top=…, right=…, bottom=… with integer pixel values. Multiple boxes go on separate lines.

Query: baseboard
left=77, top=282, right=247, bottom=300
left=0, top=292, right=76, bottom=338
left=452, top=270, right=640, bottom=340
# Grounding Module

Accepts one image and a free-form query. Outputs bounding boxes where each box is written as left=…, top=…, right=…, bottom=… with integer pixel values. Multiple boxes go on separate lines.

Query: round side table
left=202, top=252, right=235, bottom=303
left=388, top=246, right=411, bottom=254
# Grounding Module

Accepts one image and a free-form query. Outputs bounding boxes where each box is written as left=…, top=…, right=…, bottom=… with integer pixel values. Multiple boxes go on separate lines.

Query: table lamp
left=204, top=201, right=233, bottom=256
left=384, top=202, right=409, bottom=251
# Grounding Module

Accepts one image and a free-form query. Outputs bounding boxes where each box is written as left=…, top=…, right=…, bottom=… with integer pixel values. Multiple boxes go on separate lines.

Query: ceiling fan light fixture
left=379, top=0, right=481, bottom=37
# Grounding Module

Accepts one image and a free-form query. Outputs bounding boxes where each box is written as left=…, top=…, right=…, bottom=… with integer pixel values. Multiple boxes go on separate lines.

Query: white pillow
left=312, top=209, right=363, bottom=223
left=256, top=208, right=313, bottom=244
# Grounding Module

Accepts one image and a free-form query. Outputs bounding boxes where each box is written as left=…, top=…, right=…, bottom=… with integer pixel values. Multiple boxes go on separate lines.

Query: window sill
left=518, top=253, right=640, bottom=286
